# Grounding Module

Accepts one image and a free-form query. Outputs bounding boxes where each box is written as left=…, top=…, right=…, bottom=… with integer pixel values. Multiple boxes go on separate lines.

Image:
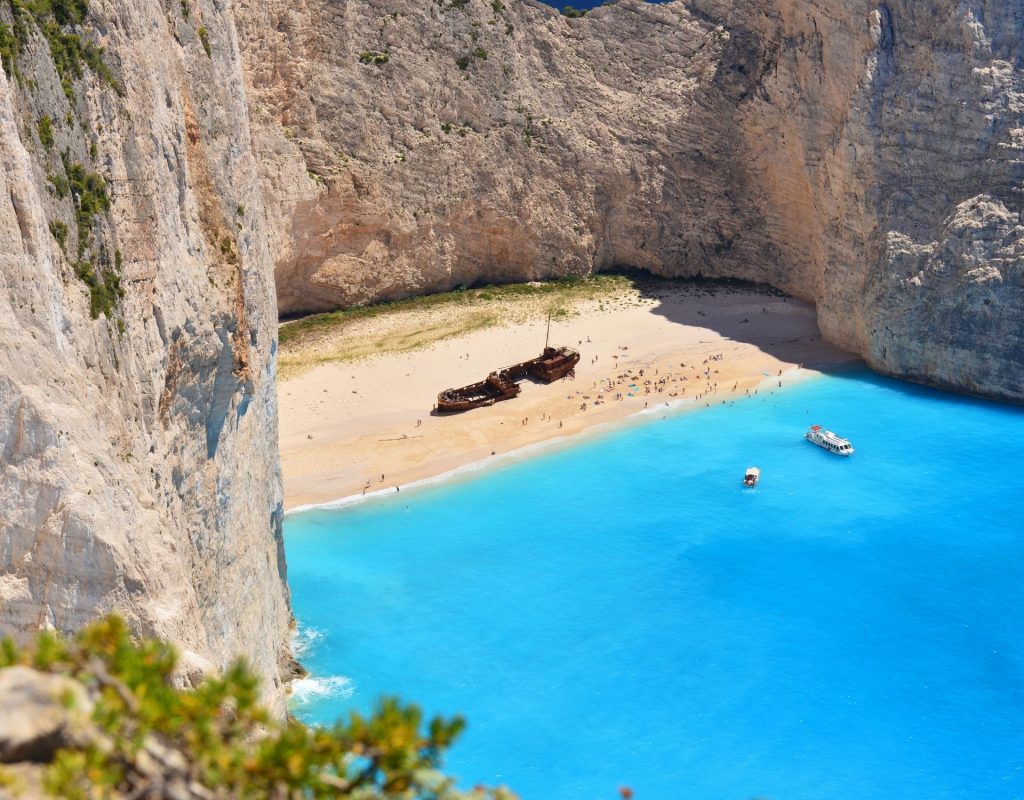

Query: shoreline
left=283, top=365, right=832, bottom=516
left=278, top=281, right=859, bottom=510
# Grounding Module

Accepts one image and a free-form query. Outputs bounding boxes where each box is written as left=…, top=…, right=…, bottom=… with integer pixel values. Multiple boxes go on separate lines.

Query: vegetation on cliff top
left=0, top=617, right=516, bottom=799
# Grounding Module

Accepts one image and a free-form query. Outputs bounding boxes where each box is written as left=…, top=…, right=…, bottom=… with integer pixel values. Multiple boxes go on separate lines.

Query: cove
left=284, top=367, right=1024, bottom=800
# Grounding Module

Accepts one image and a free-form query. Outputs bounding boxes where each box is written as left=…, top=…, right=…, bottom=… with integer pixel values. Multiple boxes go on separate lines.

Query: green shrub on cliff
left=455, top=46, right=488, bottom=71
left=358, top=50, right=390, bottom=65
left=197, top=25, right=210, bottom=57
left=0, top=617, right=516, bottom=799
left=0, top=22, right=17, bottom=77
left=48, top=153, right=123, bottom=318
left=0, top=0, right=123, bottom=95
left=37, top=113, right=54, bottom=147
left=48, top=219, right=68, bottom=250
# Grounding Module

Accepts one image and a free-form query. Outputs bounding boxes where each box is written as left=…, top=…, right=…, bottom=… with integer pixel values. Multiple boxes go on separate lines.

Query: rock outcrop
left=237, top=0, right=1023, bottom=402
left=0, top=0, right=292, bottom=712
left=0, top=666, right=93, bottom=764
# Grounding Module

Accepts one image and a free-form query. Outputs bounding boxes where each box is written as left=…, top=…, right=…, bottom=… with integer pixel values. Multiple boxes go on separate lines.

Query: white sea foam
left=291, top=624, right=324, bottom=658
left=290, top=675, right=354, bottom=706
left=289, top=625, right=352, bottom=709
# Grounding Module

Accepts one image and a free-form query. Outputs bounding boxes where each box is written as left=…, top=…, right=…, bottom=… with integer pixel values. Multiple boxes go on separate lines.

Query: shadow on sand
left=609, top=271, right=858, bottom=375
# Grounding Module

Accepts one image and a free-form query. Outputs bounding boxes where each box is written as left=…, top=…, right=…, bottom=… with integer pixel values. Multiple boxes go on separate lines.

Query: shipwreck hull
left=437, top=374, right=521, bottom=412
left=436, top=347, right=580, bottom=413
left=530, top=347, right=580, bottom=382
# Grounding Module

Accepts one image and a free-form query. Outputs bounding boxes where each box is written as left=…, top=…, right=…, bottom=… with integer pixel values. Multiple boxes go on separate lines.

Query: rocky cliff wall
left=0, top=0, right=292, bottom=712
left=237, top=0, right=1023, bottom=402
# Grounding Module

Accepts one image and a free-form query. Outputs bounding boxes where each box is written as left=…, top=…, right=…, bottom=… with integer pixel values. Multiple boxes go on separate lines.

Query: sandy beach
left=278, top=281, right=857, bottom=509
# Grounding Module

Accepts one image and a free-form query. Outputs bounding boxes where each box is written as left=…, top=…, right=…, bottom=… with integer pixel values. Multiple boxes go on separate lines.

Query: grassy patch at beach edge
left=277, top=275, right=636, bottom=379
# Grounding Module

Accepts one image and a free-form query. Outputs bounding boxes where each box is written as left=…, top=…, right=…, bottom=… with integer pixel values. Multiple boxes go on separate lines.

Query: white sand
left=278, top=286, right=856, bottom=509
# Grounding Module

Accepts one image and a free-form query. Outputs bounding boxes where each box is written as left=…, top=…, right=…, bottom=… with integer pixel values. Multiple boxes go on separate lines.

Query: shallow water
left=285, top=367, right=1024, bottom=799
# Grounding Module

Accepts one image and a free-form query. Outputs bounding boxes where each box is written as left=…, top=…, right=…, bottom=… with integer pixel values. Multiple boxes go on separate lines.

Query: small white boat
left=743, top=467, right=760, bottom=487
left=805, top=425, right=854, bottom=456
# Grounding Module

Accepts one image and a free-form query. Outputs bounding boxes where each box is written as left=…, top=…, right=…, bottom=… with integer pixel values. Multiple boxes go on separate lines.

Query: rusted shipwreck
left=437, top=346, right=580, bottom=413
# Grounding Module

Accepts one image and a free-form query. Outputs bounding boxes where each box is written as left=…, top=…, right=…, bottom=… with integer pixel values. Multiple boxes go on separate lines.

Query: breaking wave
left=290, top=675, right=354, bottom=707
left=291, top=624, right=324, bottom=659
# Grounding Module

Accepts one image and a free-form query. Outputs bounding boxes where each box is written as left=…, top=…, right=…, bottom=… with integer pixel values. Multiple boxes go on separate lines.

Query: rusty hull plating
left=436, top=347, right=581, bottom=413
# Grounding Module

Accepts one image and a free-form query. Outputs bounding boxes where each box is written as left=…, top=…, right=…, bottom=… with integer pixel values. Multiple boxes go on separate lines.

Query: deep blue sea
left=285, top=367, right=1024, bottom=800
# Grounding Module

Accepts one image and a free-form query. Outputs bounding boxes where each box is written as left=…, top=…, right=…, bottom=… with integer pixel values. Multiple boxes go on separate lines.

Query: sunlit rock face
left=0, top=0, right=292, bottom=714
left=237, top=0, right=1023, bottom=402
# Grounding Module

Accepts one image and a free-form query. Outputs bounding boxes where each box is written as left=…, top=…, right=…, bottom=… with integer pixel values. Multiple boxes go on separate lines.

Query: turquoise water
left=285, top=367, right=1024, bottom=800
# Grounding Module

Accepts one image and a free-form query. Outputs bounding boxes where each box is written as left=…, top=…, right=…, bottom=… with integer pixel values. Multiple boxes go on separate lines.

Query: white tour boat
left=805, top=425, right=854, bottom=456
left=743, top=467, right=761, bottom=487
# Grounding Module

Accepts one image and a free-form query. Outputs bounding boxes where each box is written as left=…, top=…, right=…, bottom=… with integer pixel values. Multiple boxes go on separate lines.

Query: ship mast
left=544, top=309, right=552, bottom=350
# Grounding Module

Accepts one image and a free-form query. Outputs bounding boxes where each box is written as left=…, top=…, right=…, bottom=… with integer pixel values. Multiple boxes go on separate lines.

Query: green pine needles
left=0, top=617, right=517, bottom=799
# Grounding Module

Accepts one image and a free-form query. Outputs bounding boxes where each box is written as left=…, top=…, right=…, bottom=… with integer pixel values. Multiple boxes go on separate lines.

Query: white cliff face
left=237, top=0, right=1023, bottom=402
left=0, top=0, right=292, bottom=712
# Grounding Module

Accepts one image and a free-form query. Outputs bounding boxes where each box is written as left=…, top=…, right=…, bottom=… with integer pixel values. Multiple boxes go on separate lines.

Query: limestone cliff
left=0, top=0, right=292, bottom=712
left=237, top=0, right=1023, bottom=402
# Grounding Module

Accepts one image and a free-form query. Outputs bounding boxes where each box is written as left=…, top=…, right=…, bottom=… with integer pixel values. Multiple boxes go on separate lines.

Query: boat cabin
left=805, top=425, right=855, bottom=456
